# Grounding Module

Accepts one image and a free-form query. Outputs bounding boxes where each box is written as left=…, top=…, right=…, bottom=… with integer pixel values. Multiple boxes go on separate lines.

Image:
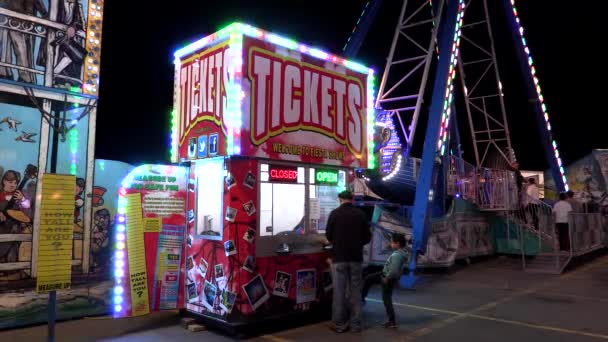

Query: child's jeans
left=362, top=272, right=397, bottom=322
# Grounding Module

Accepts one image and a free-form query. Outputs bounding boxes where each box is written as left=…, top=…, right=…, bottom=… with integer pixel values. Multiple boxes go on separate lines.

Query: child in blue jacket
left=362, top=233, right=409, bottom=328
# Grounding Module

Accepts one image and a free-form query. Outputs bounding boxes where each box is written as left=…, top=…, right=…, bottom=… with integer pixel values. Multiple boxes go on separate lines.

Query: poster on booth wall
left=124, top=193, right=150, bottom=317
left=119, top=164, right=188, bottom=316
left=150, top=224, right=184, bottom=310
left=239, top=36, right=370, bottom=168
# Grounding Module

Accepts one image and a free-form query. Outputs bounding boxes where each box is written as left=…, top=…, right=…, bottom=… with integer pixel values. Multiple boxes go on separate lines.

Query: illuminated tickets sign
left=172, top=23, right=376, bottom=169
left=268, top=165, right=298, bottom=183
left=315, top=169, right=339, bottom=186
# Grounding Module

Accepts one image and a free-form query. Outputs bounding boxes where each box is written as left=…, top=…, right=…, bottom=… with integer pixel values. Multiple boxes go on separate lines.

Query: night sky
left=95, top=1, right=603, bottom=171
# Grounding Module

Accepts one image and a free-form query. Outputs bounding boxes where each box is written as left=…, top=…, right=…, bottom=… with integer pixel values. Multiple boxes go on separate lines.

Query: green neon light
left=315, top=169, right=339, bottom=185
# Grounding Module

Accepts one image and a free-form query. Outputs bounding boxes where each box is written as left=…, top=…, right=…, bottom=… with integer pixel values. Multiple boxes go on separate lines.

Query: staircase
left=445, top=161, right=573, bottom=274
left=507, top=198, right=572, bottom=274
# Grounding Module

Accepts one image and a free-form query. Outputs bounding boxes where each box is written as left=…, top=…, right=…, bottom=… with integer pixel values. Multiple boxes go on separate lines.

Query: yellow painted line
left=367, top=299, right=461, bottom=316
left=387, top=254, right=608, bottom=340
left=369, top=299, right=608, bottom=340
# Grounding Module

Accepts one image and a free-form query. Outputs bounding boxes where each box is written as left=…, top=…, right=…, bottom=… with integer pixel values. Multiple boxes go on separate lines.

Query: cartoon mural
left=545, top=150, right=608, bottom=213
left=0, top=158, right=131, bottom=329
left=0, top=103, right=41, bottom=281
left=0, top=0, right=105, bottom=95
left=0, top=0, right=106, bottom=330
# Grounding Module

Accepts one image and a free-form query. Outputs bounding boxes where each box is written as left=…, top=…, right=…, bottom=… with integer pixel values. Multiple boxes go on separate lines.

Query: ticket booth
left=171, top=23, right=376, bottom=327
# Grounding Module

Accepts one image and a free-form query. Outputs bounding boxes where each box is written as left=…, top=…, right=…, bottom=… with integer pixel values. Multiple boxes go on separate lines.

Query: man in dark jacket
left=326, top=190, right=371, bottom=333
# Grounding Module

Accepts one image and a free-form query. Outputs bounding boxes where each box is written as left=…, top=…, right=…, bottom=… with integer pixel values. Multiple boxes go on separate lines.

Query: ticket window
left=309, top=168, right=346, bottom=233
left=259, top=163, right=346, bottom=236
left=259, top=164, right=306, bottom=236
left=195, top=158, right=224, bottom=240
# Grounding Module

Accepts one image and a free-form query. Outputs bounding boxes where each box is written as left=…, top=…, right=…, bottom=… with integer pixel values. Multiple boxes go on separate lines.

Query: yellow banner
left=143, top=217, right=161, bottom=233
left=125, top=193, right=150, bottom=316
left=36, top=174, right=75, bottom=293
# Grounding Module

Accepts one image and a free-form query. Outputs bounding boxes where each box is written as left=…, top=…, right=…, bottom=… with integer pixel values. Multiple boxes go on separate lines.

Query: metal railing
left=476, top=168, right=516, bottom=211
left=568, top=213, right=605, bottom=256
left=446, top=157, right=517, bottom=211
left=447, top=156, right=477, bottom=202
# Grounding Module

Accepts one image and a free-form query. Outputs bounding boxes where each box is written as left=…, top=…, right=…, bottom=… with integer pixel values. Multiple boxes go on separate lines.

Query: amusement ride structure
left=342, top=0, right=577, bottom=278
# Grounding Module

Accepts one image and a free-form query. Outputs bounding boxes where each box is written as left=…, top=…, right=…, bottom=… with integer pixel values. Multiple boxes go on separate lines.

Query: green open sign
left=315, top=169, right=339, bottom=185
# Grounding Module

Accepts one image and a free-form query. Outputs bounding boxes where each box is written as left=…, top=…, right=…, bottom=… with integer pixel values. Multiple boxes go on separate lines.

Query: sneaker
left=330, top=325, right=349, bottom=333
left=382, top=321, right=397, bottom=329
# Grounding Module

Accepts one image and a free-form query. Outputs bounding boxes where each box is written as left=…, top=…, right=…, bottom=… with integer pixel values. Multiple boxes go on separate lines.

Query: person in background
left=566, top=190, right=583, bottom=213
left=326, top=190, right=371, bottom=333
left=362, top=233, right=409, bottom=329
left=553, top=192, right=573, bottom=251
left=525, top=178, right=540, bottom=229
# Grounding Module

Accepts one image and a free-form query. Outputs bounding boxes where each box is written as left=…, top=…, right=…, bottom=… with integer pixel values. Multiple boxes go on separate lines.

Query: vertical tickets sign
left=125, top=193, right=150, bottom=316
left=36, top=174, right=75, bottom=293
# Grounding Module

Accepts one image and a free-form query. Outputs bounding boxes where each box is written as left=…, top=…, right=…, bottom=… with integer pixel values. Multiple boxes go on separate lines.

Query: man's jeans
left=331, top=262, right=363, bottom=330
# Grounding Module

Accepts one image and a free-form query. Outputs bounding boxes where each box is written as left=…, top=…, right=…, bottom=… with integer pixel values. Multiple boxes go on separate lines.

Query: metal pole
left=482, top=0, right=514, bottom=163
left=375, top=0, right=409, bottom=109
left=457, top=55, right=481, bottom=167
left=409, top=0, right=446, bottom=146
left=48, top=290, right=57, bottom=342
left=47, top=106, right=60, bottom=342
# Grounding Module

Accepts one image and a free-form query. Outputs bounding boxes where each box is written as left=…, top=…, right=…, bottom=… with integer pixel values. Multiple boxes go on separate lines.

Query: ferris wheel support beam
left=500, top=0, right=566, bottom=192
left=404, top=0, right=462, bottom=289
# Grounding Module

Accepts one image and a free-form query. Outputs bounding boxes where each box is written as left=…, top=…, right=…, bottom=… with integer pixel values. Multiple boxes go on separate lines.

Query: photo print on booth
left=242, top=255, right=255, bottom=273
left=187, top=281, right=198, bottom=301
left=243, top=227, right=255, bottom=243
left=243, top=171, right=256, bottom=189
left=225, top=172, right=236, bottom=189
left=224, top=240, right=237, bottom=257
left=220, top=289, right=237, bottom=314
left=186, top=256, right=196, bottom=284
left=214, top=264, right=224, bottom=279
left=242, top=274, right=270, bottom=311
left=273, top=271, right=291, bottom=298
left=202, top=280, right=217, bottom=310
left=197, top=258, right=208, bottom=277
left=226, top=207, right=237, bottom=222
left=296, top=269, right=316, bottom=304
left=243, top=200, right=256, bottom=216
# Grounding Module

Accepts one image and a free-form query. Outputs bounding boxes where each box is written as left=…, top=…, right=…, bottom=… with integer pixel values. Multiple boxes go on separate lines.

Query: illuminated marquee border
left=82, top=0, right=104, bottom=96
left=170, top=22, right=376, bottom=169
left=436, top=0, right=465, bottom=157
